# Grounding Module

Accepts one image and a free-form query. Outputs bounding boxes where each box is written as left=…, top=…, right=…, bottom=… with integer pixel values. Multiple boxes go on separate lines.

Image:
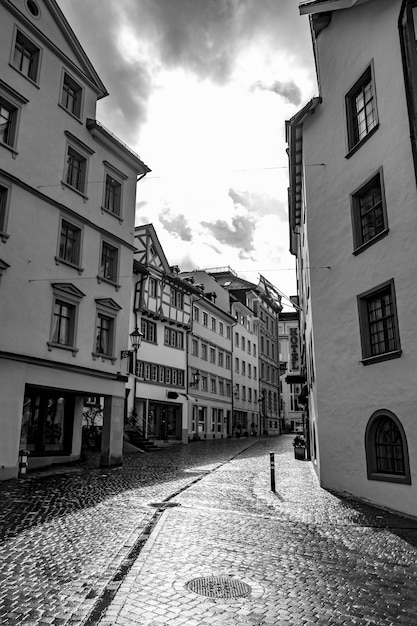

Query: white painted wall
left=300, top=0, right=417, bottom=516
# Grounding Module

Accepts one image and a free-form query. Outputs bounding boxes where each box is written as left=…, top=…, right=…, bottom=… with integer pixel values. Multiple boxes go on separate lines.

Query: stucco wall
left=301, top=0, right=417, bottom=516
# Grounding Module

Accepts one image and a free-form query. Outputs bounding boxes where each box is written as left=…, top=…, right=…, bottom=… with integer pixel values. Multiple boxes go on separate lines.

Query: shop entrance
left=20, top=387, right=74, bottom=455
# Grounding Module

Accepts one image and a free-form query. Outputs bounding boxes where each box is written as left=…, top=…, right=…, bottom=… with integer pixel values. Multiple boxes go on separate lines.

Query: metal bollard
left=18, top=449, right=30, bottom=477
left=270, top=452, right=275, bottom=492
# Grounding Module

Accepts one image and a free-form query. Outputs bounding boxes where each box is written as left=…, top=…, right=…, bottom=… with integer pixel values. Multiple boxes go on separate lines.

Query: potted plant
left=293, top=435, right=307, bottom=460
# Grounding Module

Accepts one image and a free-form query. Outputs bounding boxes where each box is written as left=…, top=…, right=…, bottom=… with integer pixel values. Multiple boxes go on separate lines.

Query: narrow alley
left=1, top=436, right=417, bottom=625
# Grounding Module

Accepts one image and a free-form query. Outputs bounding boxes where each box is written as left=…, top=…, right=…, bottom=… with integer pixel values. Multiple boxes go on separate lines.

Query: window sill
left=353, top=228, right=389, bottom=255
left=0, top=140, right=18, bottom=159
left=0, top=230, right=10, bottom=243
left=101, top=206, right=123, bottom=223
left=97, top=275, right=121, bottom=291
left=58, top=102, right=83, bottom=123
left=47, top=342, right=78, bottom=356
left=9, top=63, right=40, bottom=88
left=54, top=256, right=84, bottom=274
left=360, top=349, right=402, bottom=366
left=345, top=123, right=379, bottom=159
left=367, top=470, right=411, bottom=485
left=61, top=180, right=88, bottom=201
left=92, top=351, right=116, bottom=364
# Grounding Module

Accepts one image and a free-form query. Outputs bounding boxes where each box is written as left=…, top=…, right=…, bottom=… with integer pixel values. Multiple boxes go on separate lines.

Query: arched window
left=365, top=410, right=411, bottom=484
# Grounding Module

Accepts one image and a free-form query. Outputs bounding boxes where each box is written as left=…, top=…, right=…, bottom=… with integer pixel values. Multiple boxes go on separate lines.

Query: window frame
left=47, top=283, right=85, bottom=355
left=11, top=28, right=41, bottom=84
left=102, top=163, right=126, bottom=221
left=345, top=61, right=379, bottom=157
left=357, top=279, right=402, bottom=365
left=351, top=168, right=389, bottom=254
left=60, top=70, right=83, bottom=119
left=56, top=216, right=83, bottom=272
left=142, top=319, right=157, bottom=344
left=93, top=299, right=121, bottom=363
left=365, top=409, right=411, bottom=484
left=98, top=239, right=120, bottom=289
left=0, top=179, right=11, bottom=241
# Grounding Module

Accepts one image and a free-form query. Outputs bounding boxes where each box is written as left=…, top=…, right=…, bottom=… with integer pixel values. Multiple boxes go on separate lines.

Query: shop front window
left=20, top=390, right=73, bottom=454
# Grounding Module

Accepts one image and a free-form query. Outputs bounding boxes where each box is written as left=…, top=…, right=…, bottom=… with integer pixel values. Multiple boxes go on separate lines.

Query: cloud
left=228, top=188, right=287, bottom=220
left=159, top=212, right=193, bottom=242
left=58, top=0, right=313, bottom=138
left=251, top=79, right=302, bottom=105
left=202, top=215, right=256, bottom=251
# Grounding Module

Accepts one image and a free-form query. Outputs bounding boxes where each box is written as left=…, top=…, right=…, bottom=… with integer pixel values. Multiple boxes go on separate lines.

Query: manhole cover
left=186, top=576, right=252, bottom=598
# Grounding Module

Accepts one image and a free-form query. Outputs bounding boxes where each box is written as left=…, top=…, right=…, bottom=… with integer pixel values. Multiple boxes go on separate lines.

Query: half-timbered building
left=126, top=224, right=194, bottom=444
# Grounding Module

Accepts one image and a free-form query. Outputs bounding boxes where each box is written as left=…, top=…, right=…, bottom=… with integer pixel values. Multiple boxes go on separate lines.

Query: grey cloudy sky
left=57, top=0, right=317, bottom=299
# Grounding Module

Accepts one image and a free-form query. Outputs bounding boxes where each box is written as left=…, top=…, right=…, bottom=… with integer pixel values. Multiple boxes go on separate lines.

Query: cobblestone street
left=1, top=435, right=417, bottom=625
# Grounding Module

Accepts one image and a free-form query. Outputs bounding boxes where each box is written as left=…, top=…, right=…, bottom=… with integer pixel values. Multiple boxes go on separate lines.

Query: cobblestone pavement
left=1, top=436, right=417, bottom=625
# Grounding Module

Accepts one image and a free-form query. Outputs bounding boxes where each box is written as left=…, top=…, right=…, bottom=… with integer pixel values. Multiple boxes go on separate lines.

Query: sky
left=57, top=0, right=317, bottom=308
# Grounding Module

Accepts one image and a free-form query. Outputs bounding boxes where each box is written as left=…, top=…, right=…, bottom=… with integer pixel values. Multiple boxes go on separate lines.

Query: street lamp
left=121, top=328, right=143, bottom=359
left=189, top=370, right=200, bottom=388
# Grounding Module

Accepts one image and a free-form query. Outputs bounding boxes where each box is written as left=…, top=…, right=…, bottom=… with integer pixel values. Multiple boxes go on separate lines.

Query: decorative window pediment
left=95, top=297, right=122, bottom=312
left=51, top=282, right=85, bottom=299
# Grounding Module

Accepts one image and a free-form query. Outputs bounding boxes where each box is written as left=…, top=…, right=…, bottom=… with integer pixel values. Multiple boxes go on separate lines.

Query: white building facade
left=180, top=271, right=234, bottom=440
left=279, top=311, right=304, bottom=433
left=0, top=0, right=149, bottom=478
left=287, top=0, right=417, bottom=517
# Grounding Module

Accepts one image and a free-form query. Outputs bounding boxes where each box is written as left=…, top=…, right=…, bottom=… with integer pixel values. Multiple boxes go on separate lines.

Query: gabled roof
left=299, top=0, right=370, bottom=15
left=134, top=223, right=172, bottom=275
left=6, top=0, right=108, bottom=99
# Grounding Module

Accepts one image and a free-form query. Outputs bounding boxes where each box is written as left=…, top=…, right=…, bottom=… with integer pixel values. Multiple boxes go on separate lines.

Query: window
left=365, top=410, right=411, bottom=484
left=218, top=351, right=224, bottom=367
left=103, top=175, right=122, bottom=216
left=61, top=72, right=82, bottom=118
left=235, top=357, right=239, bottom=373
left=95, top=314, right=113, bottom=356
left=12, top=30, right=40, bottom=82
left=226, top=326, right=231, bottom=339
left=219, top=380, right=224, bottom=395
left=241, top=336, right=245, bottom=351
left=211, top=317, right=216, bottom=332
left=346, top=64, right=378, bottom=153
left=253, top=344, right=257, bottom=357
left=219, top=321, right=224, bottom=335
left=210, top=378, right=216, bottom=394
left=202, top=376, right=208, bottom=391
left=65, top=147, right=87, bottom=194
left=203, top=312, right=208, bottom=326
left=248, top=388, right=252, bottom=402
left=357, top=279, right=401, bottom=364
left=242, top=361, right=246, bottom=376
left=254, top=366, right=257, bottom=379
left=149, top=278, right=157, bottom=298
left=351, top=170, right=388, bottom=252
left=210, top=347, right=216, bottom=363
left=201, top=343, right=208, bottom=360
left=242, top=386, right=246, bottom=401
left=248, top=364, right=252, bottom=378
left=247, top=341, right=251, bottom=354
left=48, top=283, right=84, bottom=354
left=226, top=382, right=231, bottom=397
left=225, top=354, right=231, bottom=369
left=57, top=219, right=82, bottom=268
left=192, top=339, right=199, bottom=356
left=193, top=306, right=200, bottom=322
left=100, top=241, right=119, bottom=285
left=165, top=327, right=184, bottom=349
left=0, top=99, right=18, bottom=149
left=235, top=332, right=239, bottom=347
left=235, top=384, right=240, bottom=398
left=142, top=319, right=156, bottom=343
left=170, top=288, right=184, bottom=309
left=290, top=384, right=301, bottom=412
left=0, top=183, right=11, bottom=239
left=93, top=297, right=121, bottom=361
